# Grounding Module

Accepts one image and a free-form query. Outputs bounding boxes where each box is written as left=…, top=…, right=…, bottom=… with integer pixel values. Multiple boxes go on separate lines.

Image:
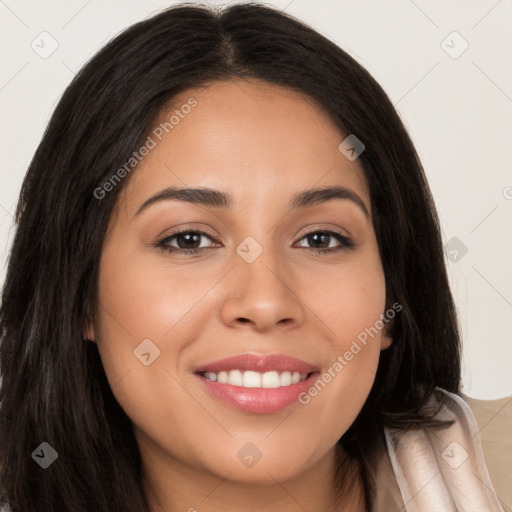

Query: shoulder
left=376, top=388, right=507, bottom=511
left=462, top=392, right=512, bottom=511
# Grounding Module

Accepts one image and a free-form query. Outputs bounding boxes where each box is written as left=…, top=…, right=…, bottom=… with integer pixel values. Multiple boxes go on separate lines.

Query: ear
left=380, top=319, right=393, bottom=350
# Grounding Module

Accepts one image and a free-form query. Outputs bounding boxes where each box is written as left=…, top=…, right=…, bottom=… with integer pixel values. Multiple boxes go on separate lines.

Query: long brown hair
left=0, top=3, right=460, bottom=511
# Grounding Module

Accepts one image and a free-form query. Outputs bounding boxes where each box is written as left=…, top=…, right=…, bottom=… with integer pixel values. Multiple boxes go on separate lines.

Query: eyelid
left=155, top=223, right=221, bottom=243
left=156, top=228, right=220, bottom=248
left=299, top=224, right=351, bottom=239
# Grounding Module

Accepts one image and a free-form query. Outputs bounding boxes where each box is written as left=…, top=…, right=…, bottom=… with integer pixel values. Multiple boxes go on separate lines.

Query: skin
left=86, top=79, right=392, bottom=512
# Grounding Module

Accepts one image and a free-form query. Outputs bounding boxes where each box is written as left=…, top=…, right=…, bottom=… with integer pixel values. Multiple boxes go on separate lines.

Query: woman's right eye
left=156, top=230, right=220, bottom=255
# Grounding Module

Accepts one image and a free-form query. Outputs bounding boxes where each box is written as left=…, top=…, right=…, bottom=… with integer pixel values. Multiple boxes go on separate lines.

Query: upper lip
left=194, top=353, right=321, bottom=374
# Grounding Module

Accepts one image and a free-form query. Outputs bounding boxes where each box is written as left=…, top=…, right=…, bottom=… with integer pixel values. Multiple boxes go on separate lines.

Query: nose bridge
left=231, top=191, right=289, bottom=265
left=220, top=231, right=305, bottom=330
left=235, top=231, right=290, bottom=297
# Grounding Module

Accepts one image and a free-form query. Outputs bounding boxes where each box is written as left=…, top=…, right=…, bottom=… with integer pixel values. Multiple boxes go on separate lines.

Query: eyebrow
left=134, top=185, right=370, bottom=218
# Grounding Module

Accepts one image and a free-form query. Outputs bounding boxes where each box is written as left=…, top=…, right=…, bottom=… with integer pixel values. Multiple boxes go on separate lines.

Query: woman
left=0, top=3, right=503, bottom=511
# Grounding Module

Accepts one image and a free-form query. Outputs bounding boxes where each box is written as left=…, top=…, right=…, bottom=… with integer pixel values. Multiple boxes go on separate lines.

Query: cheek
left=308, top=250, right=386, bottom=351
left=92, top=244, right=202, bottom=407
left=296, top=253, right=386, bottom=436
left=95, top=241, right=215, bottom=342
left=93, top=247, right=220, bottom=465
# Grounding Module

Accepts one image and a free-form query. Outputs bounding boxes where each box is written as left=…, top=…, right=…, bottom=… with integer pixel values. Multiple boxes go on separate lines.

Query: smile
left=201, top=369, right=310, bottom=388
left=193, top=353, right=321, bottom=414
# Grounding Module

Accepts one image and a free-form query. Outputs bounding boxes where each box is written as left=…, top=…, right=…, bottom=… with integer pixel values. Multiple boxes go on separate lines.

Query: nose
left=219, top=243, right=306, bottom=333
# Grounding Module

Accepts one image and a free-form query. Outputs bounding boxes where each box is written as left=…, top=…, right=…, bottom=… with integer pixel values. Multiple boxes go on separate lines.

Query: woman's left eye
left=295, top=230, right=355, bottom=253
left=156, top=229, right=354, bottom=256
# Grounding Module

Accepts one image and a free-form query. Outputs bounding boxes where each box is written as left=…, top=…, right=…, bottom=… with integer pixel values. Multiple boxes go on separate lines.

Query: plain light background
left=0, top=0, right=511, bottom=400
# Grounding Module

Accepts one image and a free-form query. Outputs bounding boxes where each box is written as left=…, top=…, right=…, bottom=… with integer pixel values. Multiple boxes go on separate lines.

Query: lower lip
left=195, top=372, right=320, bottom=414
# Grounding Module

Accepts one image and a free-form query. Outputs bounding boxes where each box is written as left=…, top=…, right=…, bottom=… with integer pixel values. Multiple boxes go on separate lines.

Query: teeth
left=203, top=370, right=309, bottom=388
left=229, top=369, right=243, bottom=386
left=242, top=370, right=261, bottom=388
left=262, top=371, right=280, bottom=388
left=280, top=371, right=291, bottom=386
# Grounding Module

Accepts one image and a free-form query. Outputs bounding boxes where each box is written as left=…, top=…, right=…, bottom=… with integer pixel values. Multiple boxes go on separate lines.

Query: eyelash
left=155, top=228, right=355, bottom=256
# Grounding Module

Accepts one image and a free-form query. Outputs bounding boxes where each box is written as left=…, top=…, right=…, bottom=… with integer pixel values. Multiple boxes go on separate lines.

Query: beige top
left=367, top=388, right=505, bottom=511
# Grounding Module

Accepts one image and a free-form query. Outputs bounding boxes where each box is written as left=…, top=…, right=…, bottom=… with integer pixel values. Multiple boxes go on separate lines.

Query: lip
left=193, top=353, right=321, bottom=414
left=195, top=372, right=320, bottom=414
left=194, top=353, right=321, bottom=374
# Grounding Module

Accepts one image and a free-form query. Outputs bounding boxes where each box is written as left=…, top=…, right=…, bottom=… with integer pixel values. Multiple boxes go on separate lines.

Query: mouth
left=193, top=353, right=321, bottom=414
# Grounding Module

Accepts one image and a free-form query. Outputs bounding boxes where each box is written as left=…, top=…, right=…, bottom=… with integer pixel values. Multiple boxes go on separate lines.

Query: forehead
left=119, top=79, right=369, bottom=216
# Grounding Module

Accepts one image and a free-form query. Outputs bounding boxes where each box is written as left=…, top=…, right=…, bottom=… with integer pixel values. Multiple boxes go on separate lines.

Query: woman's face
left=89, top=79, right=390, bottom=487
